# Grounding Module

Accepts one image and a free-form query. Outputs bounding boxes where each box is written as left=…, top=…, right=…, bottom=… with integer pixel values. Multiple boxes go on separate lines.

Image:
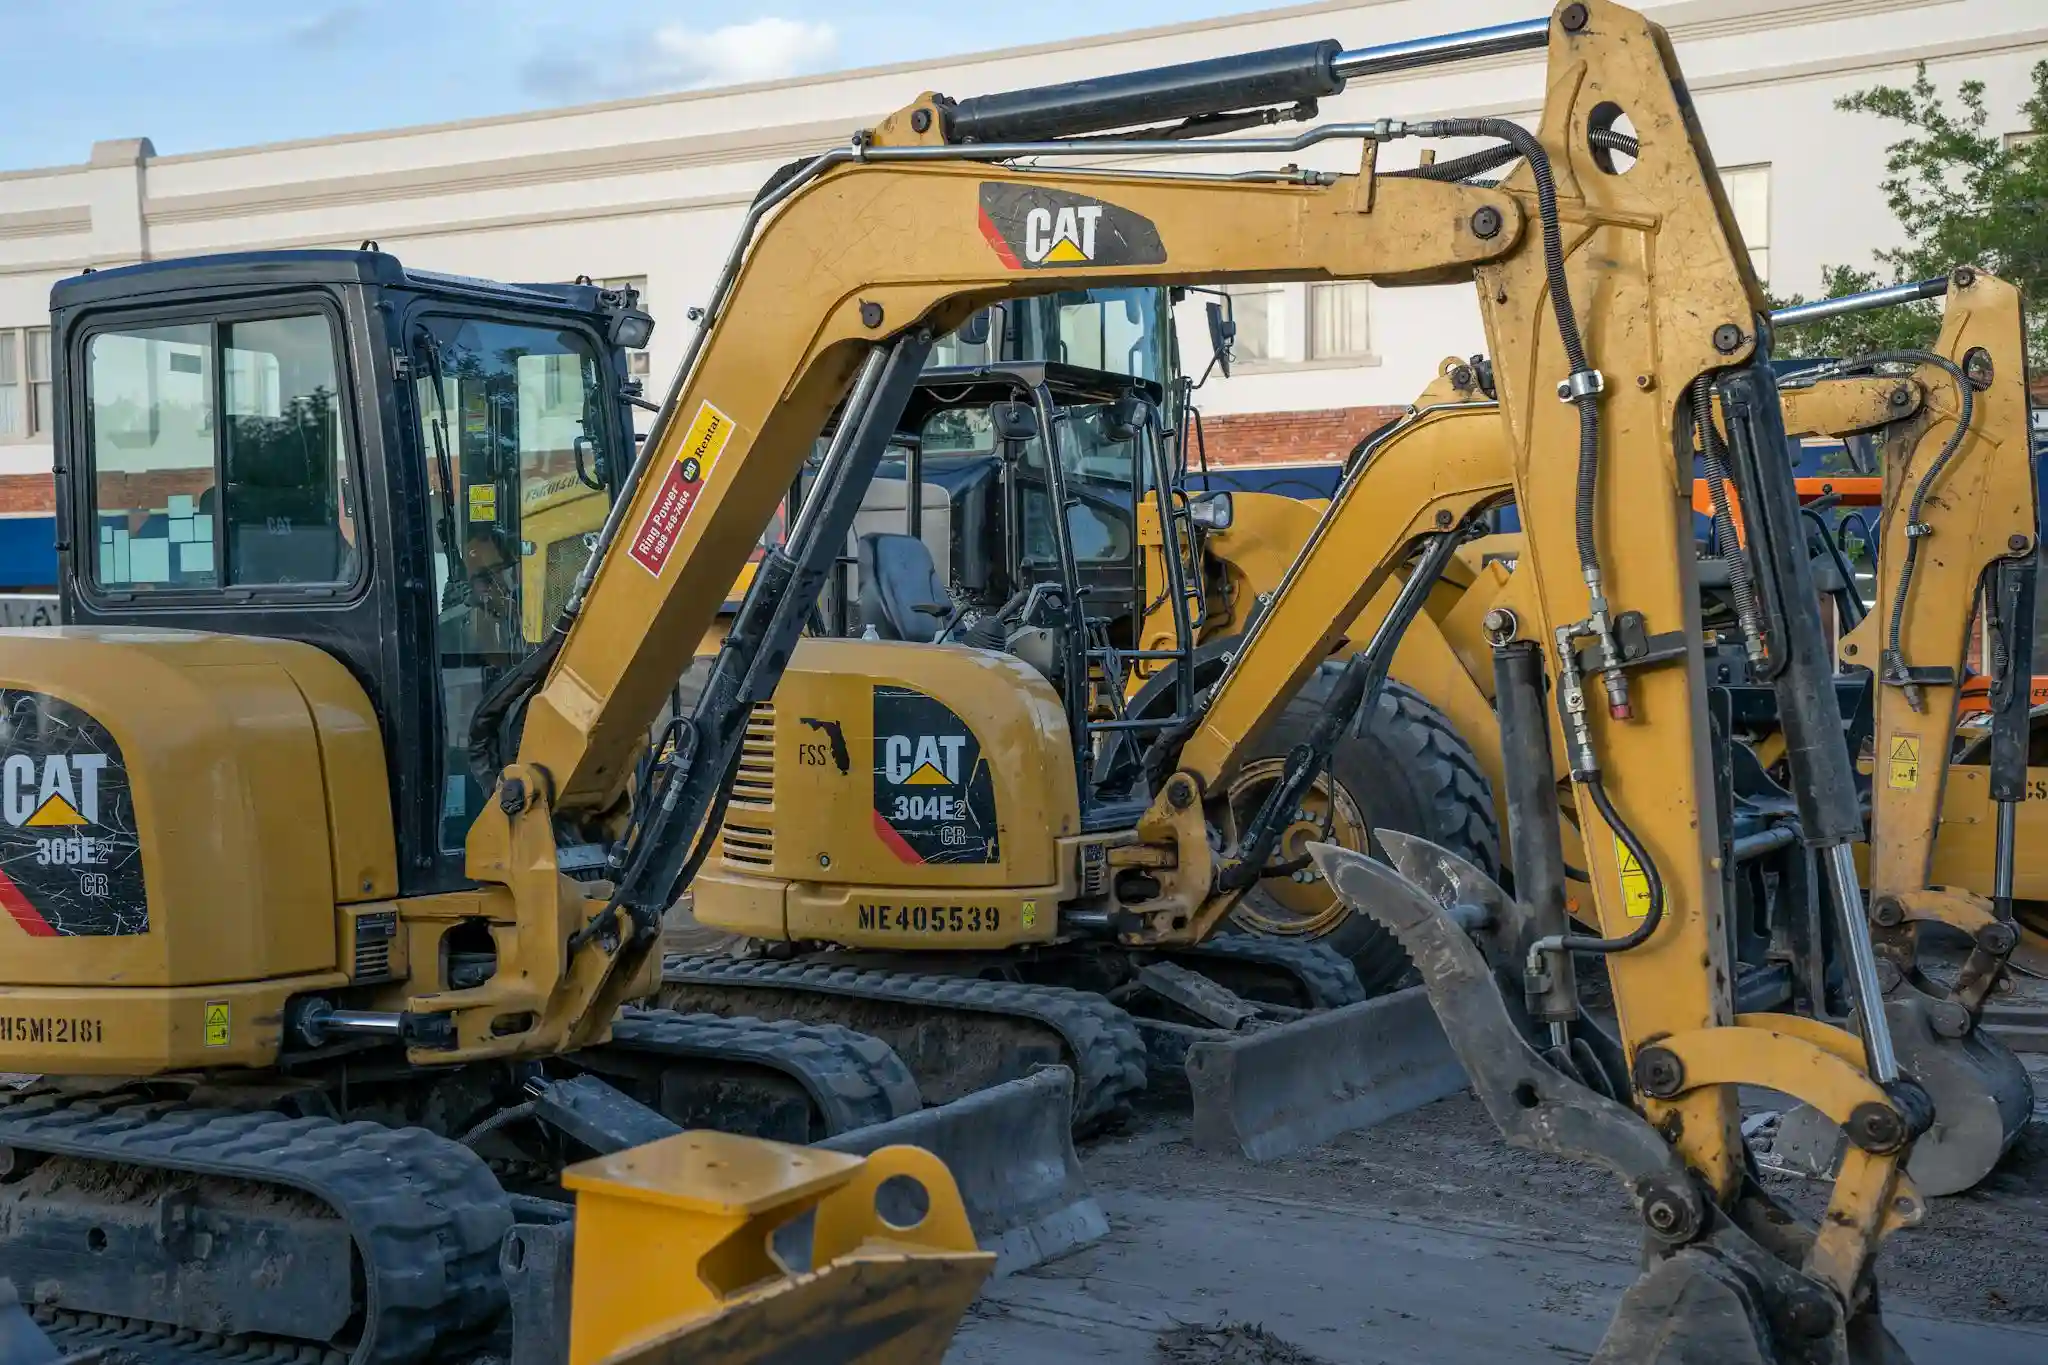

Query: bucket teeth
left=1374, top=829, right=1514, bottom=928
left=1306, top=840, right=1449, bottom=957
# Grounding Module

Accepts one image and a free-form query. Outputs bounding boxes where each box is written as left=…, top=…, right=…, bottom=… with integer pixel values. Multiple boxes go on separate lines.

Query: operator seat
left=857, top=532, right=953, bottom=642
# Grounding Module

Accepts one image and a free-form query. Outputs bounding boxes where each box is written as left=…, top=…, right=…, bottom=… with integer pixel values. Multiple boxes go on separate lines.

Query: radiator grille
left=721, top=703, right=777, bottom=866
left=350, top=909, right=398, bottom=983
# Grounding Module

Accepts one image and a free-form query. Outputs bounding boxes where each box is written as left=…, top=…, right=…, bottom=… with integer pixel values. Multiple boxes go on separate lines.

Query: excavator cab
left=51, top=250, right=646, bottom=893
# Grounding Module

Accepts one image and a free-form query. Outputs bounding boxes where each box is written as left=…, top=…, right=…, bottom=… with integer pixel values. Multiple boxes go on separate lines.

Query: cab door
left=403, top=308, right=625, bottom=864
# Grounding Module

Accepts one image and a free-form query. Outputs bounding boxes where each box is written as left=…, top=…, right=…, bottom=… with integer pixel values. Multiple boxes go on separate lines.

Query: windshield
left=924, top=288, right=1173, bottom=384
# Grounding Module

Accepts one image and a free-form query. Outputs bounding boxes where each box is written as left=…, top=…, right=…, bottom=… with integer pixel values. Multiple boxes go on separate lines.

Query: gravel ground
left=951, top=1051, right=2048, bottom=1362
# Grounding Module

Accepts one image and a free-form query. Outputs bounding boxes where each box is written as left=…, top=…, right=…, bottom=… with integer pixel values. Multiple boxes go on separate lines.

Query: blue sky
left=0, top=1, right=1284, bottom=171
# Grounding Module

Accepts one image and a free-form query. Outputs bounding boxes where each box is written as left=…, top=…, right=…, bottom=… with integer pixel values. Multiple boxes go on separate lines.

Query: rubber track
left=0, top=1095, right=510, bottom=1365
left=661, top=956, right=1148, bottom=1127
left=1179, top=934, right=1367, bottom=1009
left=601, top=1006, right=921, bottom=1136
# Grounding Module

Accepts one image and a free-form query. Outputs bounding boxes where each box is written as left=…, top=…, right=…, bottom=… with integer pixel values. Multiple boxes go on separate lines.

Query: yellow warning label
left=203, top=1001, right=231, bottom=1048
left=1021, top=899, right=1038, bottom=930
left=1615, top=836, right=1653, bottom=920
left=1887, top=733, right=1922, bottom=791
left=468, top=484, right=497, bottom=522
left=25, top=793, right=86, bottom=827
left=677, top=400, right=737, bottom=483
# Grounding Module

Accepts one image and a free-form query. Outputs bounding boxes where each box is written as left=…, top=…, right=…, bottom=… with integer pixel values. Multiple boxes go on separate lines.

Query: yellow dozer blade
left=557, top=1132, right=993, bottom=1365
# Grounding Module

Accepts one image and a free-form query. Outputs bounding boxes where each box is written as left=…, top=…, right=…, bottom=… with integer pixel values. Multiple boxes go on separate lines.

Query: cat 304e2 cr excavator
left=0, top=2, right=1936, bottom=1361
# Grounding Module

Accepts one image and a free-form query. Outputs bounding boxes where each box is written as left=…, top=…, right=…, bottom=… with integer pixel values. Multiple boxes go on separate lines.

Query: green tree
left=1770, top=61, right=2048, bottom=364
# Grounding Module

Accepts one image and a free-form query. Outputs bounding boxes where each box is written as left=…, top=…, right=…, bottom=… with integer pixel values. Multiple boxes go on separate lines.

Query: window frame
left=0, top=325, right=53, bottom=444
left=1306, top=280, right=1373, bottom=362
left=72, top=293, right=371, bottom=608
left=1214, top=281, right=1381, bottom=373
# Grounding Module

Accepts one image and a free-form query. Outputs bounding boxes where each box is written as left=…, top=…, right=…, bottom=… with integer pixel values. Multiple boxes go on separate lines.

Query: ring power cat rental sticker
left=977, top=184, right=1167, bottom=271
left=629, top=400, right=739, bottom=575
left=1887, top=734, right=1921, bottom=790
left=871, top=686, right=1001, bottom=865
left=0, top=690, right=148, bottom=938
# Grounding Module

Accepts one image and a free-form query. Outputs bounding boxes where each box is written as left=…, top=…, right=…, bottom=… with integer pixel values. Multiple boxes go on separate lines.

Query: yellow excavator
left=1156, top=282, right=2041, bottom=1199
left=637, top=0, right=1963, bottom=1354
left=0, top=1, right=1957, bottom=1359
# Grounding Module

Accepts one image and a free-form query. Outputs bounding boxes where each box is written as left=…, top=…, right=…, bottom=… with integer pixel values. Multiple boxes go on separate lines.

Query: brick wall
left=0, top=476, right=53, bottom=514
left=1195, top=405, right=1405, bottom=468
left=0, top=470, right=223, bottom=518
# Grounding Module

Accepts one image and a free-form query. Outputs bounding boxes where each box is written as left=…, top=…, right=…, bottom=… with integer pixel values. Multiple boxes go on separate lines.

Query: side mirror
left=1205, top=300, right=1235, bottom=380
left=957, top=308, right=992, bottom=347
left=1123, top=293, right=1143, bottom=325
left=989, top=400, right=1038, bottom=443
left=1188, top=490, right=1233, bottom=531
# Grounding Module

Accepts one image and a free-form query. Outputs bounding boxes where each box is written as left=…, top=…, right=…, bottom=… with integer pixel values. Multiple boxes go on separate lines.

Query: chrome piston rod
left=1333, top=18, right=1551, bottom=80
left=1769, top=276, right=1949, bottom=330
left=1824, top=843, right=1901, bottom=1084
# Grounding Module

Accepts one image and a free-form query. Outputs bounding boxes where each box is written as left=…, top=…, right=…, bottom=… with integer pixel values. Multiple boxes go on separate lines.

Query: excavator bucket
left=1308, top=840, right=1917, bottom=1363
left=545, top=1132, right=992, bottom=1365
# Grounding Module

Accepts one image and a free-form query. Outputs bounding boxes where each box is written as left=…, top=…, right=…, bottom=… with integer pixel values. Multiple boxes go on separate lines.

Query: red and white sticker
left=629, top=400, right=738, bottom=576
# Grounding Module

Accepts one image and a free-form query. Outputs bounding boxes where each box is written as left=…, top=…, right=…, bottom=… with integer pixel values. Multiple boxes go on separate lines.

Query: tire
left=1227, top=671, right=1500, bottom=995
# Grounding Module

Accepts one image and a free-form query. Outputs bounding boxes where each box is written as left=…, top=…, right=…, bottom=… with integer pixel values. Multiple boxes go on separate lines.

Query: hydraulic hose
left=1385, top=141, right=1523, bottom=184
left=1403, top=117, right=1670, bottom=964
left=1426, top=118, right=1598, bottom=576
left=1693, top=374, right=1766, bottom=663
left=1827, top=349, right=1976, bottom=700
left=1536, top=775, right=1665, bottom=958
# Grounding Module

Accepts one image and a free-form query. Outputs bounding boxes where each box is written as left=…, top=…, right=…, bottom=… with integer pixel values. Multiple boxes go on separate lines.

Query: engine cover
left=0, top=627, right=394, bottom=1071
left=694, top=637, right=1081, bottom=948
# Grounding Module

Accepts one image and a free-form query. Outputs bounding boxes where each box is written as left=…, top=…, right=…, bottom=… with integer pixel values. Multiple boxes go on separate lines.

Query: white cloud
left=522, top=17, right=839, bottom=101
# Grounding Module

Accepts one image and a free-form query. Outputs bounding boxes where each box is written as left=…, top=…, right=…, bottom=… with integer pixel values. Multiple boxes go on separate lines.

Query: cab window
left=86, top=313, right=358, bottom=592
left=1019, top=404, right=1137, bottom=568
left=413, top=314, right=618, bottom=849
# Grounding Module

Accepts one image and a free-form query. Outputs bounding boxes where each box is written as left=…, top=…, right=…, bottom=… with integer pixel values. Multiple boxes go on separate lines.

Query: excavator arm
left=448, top=27, right=1595, bottom=1057
left=1839, top=274, right=2036, bottom=953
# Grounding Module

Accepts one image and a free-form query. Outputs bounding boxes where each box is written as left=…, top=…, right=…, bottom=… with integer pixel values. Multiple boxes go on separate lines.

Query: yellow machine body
left=560, top=1132, right=990, bottom=1365
left=0, top=627, right=394, bottom=1071
left=692, top=637, right=1079, bottom=949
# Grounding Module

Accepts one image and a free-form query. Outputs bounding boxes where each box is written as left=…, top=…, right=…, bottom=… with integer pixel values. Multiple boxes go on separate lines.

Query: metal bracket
left=1573, top=611, right=1687, bottom=677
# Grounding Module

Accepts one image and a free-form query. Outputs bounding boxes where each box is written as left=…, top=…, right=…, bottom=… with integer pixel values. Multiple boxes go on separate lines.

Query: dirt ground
left=948, top=1057, right=2048, bottom=1364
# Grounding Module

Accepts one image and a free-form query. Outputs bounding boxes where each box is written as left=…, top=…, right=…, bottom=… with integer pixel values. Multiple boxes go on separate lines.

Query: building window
left=0, top=327, right=52, bottom=441
left=1221, top=285, right=1282, bottom=364
left=1721, top=164, right=1770, bottom=285
left=1308, top=282, right=1371, bottom=360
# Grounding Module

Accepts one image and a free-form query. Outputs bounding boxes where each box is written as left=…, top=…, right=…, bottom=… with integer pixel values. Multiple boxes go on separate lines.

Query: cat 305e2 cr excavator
left=0, top=2, right=1939, bottom=1361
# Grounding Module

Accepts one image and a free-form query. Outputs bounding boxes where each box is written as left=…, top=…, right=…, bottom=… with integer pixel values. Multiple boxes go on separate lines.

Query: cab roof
left=50, top=249, right=608, bottom=315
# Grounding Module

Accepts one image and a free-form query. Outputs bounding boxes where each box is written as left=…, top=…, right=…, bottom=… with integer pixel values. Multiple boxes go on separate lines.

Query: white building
left=0, top=0, right=2043, bottom=572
